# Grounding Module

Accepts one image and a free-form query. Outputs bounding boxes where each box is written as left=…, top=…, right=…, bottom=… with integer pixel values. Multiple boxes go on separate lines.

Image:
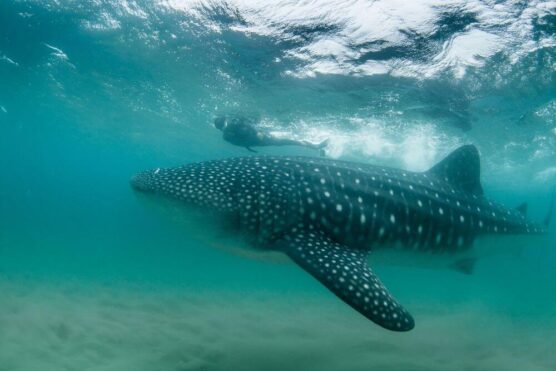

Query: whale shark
left=131, top=145, right=552, bottom=331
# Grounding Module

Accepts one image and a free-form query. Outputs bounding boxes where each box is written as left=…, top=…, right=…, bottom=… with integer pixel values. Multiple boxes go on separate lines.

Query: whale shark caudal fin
left=545, top=187, right=555, bottom=227
left=427, top=145, right=483, bottom=195
left=277, top=231, right=414, bottom=331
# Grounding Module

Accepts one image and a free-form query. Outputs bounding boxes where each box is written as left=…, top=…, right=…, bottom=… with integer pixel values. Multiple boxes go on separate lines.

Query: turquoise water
left=1, top=1, right=555, bottom=370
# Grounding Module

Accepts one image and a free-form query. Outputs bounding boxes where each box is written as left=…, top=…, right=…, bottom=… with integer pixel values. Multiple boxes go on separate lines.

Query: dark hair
left=214, top=116, right=226, bottom=130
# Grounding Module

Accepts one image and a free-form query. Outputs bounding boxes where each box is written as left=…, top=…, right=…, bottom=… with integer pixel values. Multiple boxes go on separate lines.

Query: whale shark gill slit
left=278, top=230, right=415, bottom=332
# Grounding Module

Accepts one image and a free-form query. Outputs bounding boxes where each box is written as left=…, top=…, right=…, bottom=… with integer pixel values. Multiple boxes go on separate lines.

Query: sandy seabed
left=0, top=277, right=555, bottom=371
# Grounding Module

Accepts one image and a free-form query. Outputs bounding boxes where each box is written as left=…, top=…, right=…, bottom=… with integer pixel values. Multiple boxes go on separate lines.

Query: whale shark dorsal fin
left=516, top=202, right=528, bottom=216
left=278, top=231, right=414, bottom=331
left=427, top=145, right=483, bottom=195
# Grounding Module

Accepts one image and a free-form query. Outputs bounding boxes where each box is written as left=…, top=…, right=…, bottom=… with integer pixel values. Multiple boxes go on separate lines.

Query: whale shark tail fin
left=544, top=187, right=555, bottom=227
left=278, top=230, right=414, bottom=332
left=427, top=145, right=483, bottom=196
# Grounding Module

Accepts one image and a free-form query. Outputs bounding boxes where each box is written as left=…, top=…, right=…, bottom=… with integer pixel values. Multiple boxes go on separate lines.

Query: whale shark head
left=130, top=161, right=239, bottom=213
left=130, top=169, right=160, bottom=193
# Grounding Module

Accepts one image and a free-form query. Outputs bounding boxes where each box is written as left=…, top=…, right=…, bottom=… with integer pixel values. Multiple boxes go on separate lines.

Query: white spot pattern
left=131, top=147, right=546, bottom=330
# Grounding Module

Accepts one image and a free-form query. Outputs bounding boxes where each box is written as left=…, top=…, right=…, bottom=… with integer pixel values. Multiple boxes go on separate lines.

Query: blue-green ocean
left=1, top=1, right=555, bottom=370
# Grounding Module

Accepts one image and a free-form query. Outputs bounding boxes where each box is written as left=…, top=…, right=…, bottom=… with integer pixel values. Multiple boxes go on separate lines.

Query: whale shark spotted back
left=131, top=145, right=551, bottom=331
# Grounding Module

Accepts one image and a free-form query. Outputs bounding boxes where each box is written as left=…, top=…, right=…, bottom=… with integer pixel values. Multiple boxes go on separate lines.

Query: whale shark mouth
left=130, top=169, right=158, bottom=193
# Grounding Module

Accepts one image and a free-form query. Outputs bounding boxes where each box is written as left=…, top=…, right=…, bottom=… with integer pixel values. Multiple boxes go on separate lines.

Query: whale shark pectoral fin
left=277, top=231, right=415, bottom=332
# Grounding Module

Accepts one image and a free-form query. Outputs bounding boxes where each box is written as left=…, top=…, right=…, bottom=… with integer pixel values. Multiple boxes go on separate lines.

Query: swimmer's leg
left=260, top=136, right=304, bottom=147
left=308, top=138, right=329, bottom=150
left=259, top=135, right=329, bottom=152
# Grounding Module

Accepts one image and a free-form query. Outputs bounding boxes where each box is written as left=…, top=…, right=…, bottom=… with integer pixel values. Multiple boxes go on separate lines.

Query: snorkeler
left=214, top=115, right=328, bottom=153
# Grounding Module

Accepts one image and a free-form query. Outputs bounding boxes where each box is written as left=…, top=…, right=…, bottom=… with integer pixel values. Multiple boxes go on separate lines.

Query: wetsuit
left=221, top=119, right=263, bottom=152
left=215, top=116, right=327, bottom=153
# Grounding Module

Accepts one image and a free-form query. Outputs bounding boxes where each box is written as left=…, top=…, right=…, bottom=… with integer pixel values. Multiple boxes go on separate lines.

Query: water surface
left=1, top=1, right=555, bottom=370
